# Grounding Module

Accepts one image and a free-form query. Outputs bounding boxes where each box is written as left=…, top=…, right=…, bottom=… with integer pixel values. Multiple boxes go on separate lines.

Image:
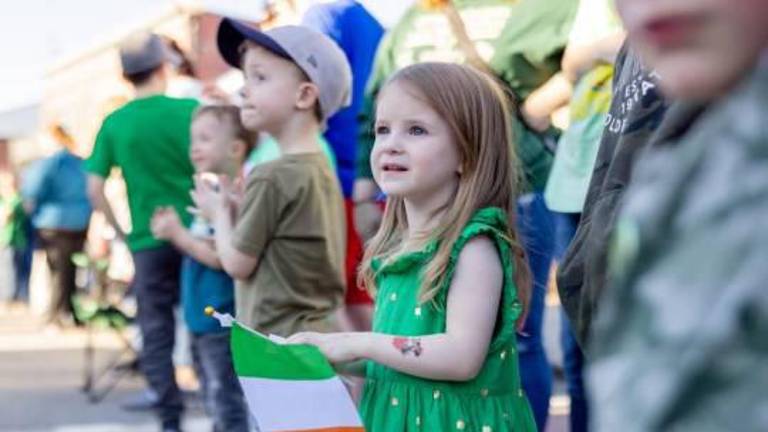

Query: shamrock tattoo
left=392, top=337, right=423, bottom=357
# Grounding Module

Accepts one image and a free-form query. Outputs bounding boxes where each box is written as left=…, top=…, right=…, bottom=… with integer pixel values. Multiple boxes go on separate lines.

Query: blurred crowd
left=1, top=0, right=766, bottom=431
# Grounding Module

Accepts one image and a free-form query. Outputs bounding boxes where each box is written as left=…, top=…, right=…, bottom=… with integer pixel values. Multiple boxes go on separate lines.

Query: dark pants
left=12, top=243, right=33, bottom=302
left=516, top=193, right=555, bottom=432
left=37, top=229, right=87, bottom=322
left=554, top=212, right=589, bottom=432
left=192, top=331, right=250, bottom=432
left=132, top=245, right=184, bottom=429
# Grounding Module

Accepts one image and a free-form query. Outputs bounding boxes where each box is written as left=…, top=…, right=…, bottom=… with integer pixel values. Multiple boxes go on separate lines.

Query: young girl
left=288, top=62, right=536, bottom=431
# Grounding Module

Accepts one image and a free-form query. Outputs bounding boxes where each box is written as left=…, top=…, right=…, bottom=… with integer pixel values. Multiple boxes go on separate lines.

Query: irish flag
left=229, top=319, right=364, bottom=432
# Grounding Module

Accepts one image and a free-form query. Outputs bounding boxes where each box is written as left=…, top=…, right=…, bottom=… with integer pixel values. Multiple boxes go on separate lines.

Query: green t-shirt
left=544, top=0, right=622, bottom=212
left=357, top=0, right=578, bottom=192
left=86, top=95, right=198, bottom=251
left=247, top=135, right=337, bottom=171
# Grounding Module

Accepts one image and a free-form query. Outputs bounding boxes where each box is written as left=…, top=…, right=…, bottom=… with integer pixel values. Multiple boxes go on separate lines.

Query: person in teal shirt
left=22, top=124, right=92, bottom=325
left=151, top=105, right=252, bottom=432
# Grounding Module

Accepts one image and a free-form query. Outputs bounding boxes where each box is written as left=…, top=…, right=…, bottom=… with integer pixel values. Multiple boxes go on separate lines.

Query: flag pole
left=204, top=306, right=234, bottom=327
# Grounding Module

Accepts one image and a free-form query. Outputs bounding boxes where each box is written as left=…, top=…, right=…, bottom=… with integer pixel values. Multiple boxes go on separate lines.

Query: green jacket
left=357, top=0, right=578, bottom=192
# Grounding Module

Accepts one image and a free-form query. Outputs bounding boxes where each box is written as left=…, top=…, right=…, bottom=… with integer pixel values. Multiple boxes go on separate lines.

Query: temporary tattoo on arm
left=392, top=337, right=423, bottom=357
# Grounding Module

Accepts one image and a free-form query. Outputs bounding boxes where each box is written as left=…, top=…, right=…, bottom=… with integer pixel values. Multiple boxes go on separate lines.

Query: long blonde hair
left=359, top=62, right=531, bottom=316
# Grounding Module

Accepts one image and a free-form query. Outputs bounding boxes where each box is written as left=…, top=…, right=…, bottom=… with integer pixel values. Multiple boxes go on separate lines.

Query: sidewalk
left=0, top=303, right=211, bottom=432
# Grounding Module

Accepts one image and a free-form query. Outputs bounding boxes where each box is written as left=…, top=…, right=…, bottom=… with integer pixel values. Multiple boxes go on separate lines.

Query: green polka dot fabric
left=360, top=208, right=536, bottom=431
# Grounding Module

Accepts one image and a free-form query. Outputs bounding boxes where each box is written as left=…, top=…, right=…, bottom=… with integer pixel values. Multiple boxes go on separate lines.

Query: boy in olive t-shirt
left=191, top=19, right=351, bottom=337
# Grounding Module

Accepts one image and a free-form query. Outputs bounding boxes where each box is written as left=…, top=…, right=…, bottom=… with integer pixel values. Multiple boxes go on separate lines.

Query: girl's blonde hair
left=359, top=62, right=531, bottom=317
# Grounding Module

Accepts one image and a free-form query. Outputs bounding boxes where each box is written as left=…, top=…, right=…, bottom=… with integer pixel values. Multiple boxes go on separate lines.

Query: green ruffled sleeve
left=434, top=207, right=523, bottom=351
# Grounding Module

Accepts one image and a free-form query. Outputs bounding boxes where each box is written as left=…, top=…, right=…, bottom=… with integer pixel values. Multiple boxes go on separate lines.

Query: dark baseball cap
left=119, top=32, right=168, bottom=75
left=216, top=18, right=352, bottom=122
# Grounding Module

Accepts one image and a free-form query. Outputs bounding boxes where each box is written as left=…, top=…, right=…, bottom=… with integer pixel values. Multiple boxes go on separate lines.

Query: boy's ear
left=295, top=82, right=321, bottom=112
left=155, top=63, right=170, bottom=81
left=231, top=139, right=248, bottom=162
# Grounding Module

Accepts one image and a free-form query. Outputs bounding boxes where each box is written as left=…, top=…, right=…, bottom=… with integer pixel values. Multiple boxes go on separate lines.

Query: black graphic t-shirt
left=557, top=42, right=672, bottom=348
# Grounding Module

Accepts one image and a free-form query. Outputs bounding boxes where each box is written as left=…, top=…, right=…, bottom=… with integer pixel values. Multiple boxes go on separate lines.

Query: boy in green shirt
left=85, top=33, right=197, bottom=432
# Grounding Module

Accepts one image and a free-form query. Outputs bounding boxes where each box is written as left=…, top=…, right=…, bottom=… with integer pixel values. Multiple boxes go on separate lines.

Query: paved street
left=0, top=304, right=211, bottom=432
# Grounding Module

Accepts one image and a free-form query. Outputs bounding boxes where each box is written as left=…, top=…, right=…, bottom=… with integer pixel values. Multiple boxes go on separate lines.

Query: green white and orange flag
left=207, top=308, right=364, bottom=432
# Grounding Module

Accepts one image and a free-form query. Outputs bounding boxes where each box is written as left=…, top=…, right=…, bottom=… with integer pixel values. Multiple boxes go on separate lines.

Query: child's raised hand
left=215, top=174, right=244, bottom=213
left=286, top=332, right=366, bottom=364
left=151, top=206, right=182, bottom=240
left=202, top=83, right=232, bottom=104
left=0, top=206, right=10, bottom=227
left=191, top=173, right=227, bottom=220
left=227, top=176, right=246, bottom=213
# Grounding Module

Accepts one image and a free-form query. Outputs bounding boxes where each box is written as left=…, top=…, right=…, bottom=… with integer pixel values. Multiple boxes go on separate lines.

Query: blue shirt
left=181, top=255, right=236, bottom=335
left=22, top=150, right=92, bottom=230
left=302, top=0, right=384, bottom=198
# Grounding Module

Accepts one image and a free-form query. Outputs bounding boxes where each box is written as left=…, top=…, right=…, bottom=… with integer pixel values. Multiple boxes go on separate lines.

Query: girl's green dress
left=359, top=207, right=537, bottom=431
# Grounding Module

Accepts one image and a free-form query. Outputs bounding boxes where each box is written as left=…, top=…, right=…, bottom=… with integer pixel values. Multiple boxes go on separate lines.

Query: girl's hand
left=286, top=332, right=367, bottom=364
left=150, top=207, right=182, bottom=240
left=191, top=173, right=228, bottom=221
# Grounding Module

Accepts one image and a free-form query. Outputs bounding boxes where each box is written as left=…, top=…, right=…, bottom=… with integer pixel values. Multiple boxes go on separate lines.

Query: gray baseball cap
left=217, top=18, right=352, bottom=122
left=119, top=32, right=168, bottom=75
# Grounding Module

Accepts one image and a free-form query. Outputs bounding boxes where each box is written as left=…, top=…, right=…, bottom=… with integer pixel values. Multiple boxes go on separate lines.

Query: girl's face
left=190, top=113, right=236, bottom=173
left=617, top=0, right=768, bottom=101
left=372, top=81, right=462, bottom=205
